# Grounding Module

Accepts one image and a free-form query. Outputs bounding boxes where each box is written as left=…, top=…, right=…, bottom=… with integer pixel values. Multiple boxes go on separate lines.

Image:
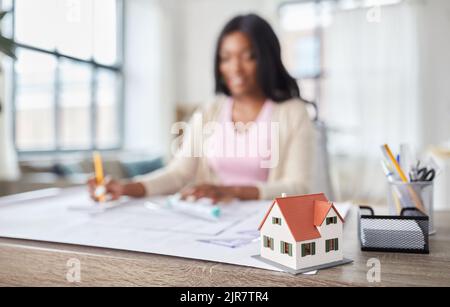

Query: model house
left=258, top=193, right=344, bottom=271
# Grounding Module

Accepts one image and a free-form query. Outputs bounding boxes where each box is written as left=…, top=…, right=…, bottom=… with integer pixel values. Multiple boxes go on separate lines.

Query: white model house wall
left=260, top=203, right=297, bottom=269
left=297, top=207, right=344, bottom=269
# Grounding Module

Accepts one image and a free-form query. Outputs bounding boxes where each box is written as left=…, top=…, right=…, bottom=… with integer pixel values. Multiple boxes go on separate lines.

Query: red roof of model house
left=258, top=193, right=345, bottom=242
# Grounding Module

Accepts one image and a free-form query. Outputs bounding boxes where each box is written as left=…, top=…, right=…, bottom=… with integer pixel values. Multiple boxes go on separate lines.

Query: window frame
left=8, top=0, right=125, bottom=155
left=301, top=242, right=316, bottom=257
left=278, top=0, right=325, bottom=106
left=263, top=235, right=274, bottom=250
left=280, top=241, right=293, bottom=256
left=272, top=217, right=282, bottom=225
left=326, top=216, right=338, bottom=225
left=325, top=238, right=339, bottom=252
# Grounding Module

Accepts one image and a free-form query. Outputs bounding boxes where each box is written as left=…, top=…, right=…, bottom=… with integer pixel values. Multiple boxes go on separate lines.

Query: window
left=263, top=236, right=274, bottom=250
left=279, top=0, right=416, bottom=168
left=5, top=0, right=124, bottom=153
left=326, top=216, right=338, bottom=225
left=279, top=1, right=331, bottom=103
left=301, top=242, right=316, bottom=257
left=280, top=241, right=292, bottom=256
left=325, top=238, right=339, bottom=252
left=272, top=217, right=282, bottom=225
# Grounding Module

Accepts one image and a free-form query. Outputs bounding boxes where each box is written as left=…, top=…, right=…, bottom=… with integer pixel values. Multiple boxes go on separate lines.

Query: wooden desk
left=1, top=208, right=449, bottom=287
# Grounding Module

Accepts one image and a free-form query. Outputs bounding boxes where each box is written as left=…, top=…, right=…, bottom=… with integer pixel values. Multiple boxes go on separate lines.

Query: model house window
left=280, top=241, right=292, bottom=256
left=272, top=217, right=282, bottom=225
left=301, top=242, right=316, bottom=257
left=5, top=0, right=124, bottom=153
left=326, top=216, right=337, bottom=225
left=263, top=236, right=274, bottom=250
left=325, top=238, right=339, bottom=252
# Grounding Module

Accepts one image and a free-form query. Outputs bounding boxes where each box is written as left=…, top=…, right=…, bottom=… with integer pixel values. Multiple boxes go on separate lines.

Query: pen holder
left=358, top=206, right=429, bottom=254
left=387, top=181, right=435, bottom=235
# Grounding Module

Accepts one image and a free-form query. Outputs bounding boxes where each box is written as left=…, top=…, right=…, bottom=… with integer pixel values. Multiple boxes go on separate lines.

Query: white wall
left=416, top=0, right=450, bottom=148
left=260, top=203, right=297, bottom=269
left=123, top=0, right=176, bottom=155
left=416, top=0, right=450, bottom=210
left=0, top=57, right=20, bottom=180
left=317, top=0, right=450, bottom=202
left=294, top=208, right=343, bottom=270
left=310, top=208, right=343, bottom=263
left=321, top=2, right=423, bottom=201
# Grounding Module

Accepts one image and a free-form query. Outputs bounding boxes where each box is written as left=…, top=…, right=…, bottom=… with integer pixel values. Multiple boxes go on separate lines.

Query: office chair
left=304, top=100, right=335, bottom=200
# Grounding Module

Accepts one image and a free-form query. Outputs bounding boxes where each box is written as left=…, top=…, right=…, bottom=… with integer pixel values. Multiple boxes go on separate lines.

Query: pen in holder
left=387, top=181, right=435, bottom=235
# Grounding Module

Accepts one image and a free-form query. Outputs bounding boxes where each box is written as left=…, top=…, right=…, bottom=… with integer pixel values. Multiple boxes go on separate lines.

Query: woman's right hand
left=87, top=177, right=125, bottom=201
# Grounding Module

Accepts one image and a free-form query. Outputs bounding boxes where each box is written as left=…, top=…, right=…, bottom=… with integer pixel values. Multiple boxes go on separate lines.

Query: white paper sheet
left=0, top=187, right=352, bottom=272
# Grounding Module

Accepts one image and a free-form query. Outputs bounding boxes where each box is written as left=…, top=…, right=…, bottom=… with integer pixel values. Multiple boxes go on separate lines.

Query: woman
left=88, top=14, right=315, bottom=203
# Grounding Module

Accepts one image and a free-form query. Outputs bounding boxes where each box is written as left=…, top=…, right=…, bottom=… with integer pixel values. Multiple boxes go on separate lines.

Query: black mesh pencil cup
left=358, top=206, right=429, bottom=254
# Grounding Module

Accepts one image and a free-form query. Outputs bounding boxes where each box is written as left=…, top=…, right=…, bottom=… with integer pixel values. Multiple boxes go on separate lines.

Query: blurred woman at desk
left=88, top=14, right=315, bottom=203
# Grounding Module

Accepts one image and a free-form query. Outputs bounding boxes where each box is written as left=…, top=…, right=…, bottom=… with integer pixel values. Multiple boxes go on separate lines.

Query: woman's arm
left=87, top=108, right=206, bottom=200
left=122, top=181, right=147, bottom=197
left=180, top=184, right=260, bottom=203
left=88, top=179, right=260, bottom=202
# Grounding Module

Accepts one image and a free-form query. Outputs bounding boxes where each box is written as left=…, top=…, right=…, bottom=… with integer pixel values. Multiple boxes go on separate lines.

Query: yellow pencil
left=93, top=151, right=106, bottom=202
left=383, top=144, right=426, bottom=214
left=383, top=144, right=408, bottom=182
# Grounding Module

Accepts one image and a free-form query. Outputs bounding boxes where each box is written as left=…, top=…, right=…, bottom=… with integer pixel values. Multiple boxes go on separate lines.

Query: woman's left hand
left=180, top=184, right=235, bottom=204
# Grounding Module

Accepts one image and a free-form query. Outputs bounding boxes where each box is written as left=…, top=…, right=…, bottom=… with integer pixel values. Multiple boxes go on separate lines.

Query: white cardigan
left=135, top=95, right=316, bottom=200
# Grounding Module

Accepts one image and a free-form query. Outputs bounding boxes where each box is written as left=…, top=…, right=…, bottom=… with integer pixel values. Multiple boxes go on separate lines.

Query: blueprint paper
left=0, top=187, right=352, bottom=272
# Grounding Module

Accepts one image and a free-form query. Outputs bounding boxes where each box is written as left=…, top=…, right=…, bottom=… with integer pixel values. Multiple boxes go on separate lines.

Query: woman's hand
left=180, top=184, right=235, bottom=204
left=87, top=177, right=124, bottom=201
left=87, top=177, right=147, bottom=201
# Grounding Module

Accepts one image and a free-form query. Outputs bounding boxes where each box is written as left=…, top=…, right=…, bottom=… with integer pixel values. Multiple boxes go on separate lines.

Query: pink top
left=206, top=99, right=274, bottom=186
